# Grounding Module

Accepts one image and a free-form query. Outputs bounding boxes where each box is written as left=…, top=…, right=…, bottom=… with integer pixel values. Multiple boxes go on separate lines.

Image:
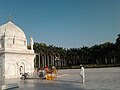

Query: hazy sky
left=0, top=0, right=120, bottom=48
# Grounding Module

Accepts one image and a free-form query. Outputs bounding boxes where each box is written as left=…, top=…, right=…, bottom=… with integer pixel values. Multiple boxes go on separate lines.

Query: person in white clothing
left=80, top=65, right=85, bottom=83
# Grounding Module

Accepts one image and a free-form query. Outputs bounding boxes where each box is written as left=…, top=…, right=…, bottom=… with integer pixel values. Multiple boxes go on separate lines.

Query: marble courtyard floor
left=0, top=67, right=120, bottom=90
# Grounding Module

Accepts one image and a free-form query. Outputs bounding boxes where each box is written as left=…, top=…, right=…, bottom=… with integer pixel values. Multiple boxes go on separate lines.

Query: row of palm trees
left=32, top=35, right=120, bottom=68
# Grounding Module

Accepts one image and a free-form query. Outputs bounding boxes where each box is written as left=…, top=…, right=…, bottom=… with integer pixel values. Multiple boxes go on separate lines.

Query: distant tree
left=32, top=34, right=120, bottom=67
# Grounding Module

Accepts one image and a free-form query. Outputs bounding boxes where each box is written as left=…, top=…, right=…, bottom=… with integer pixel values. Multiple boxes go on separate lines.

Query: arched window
left=13, top=36, right=15, bottom=44
left=24, top=41, right=26, bottom=45
left=13, top=38, right=15, bottom=44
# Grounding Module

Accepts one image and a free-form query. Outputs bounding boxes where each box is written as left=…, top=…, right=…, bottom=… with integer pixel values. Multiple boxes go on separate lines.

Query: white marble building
left=0, top=20, right=35, bottom=80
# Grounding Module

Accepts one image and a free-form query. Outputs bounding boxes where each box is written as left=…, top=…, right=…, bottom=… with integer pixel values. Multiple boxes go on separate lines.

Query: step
left=2, top=83, right=19, bottom=90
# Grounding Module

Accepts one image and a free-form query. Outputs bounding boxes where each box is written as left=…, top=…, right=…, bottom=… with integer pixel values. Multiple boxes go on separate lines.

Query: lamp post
left=55, top=57, right=59, bottom=70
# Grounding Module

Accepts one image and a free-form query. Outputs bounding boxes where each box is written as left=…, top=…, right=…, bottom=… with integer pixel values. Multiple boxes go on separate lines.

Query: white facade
left=0, top=21, right=35, bottom=80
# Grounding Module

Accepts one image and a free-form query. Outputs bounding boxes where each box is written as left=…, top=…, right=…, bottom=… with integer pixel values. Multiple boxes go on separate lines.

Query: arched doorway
left=19, top=62, right=25, bottom=75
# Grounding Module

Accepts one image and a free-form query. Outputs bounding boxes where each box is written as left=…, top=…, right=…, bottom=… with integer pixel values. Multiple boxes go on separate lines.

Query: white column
left=39, top=54, right=40, bottom=67
left=30, top=37, right=33, bottom=50
left=16, top=62, right=18, bottom=77
left=47, top=55, right=49, bottom=66
left=50, top=56, right=52, bottom=66
left=52, top=56, right=54, bottom=66
left=42, top=57, right=44, bottom=67
left=45, top=56, right=46, bottom=67
left=61, top=59, right=63, bottom=66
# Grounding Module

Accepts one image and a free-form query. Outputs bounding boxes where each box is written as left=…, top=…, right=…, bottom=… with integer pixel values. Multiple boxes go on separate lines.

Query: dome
left=0, top=21, right=27, bottom=49
left=0, top=21, right=26, bottom=39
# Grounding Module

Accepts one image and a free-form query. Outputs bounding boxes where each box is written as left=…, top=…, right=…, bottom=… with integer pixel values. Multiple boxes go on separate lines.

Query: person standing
left=80, top=65, right=85, bottom=83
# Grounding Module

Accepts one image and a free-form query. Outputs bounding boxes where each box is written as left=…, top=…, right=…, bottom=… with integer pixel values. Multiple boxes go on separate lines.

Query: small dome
left=0, top=21, right=26, bottom=39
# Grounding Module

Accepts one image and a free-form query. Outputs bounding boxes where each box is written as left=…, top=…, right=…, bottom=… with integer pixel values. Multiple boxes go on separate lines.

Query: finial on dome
left=8, top=14, right=12, bottom=22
